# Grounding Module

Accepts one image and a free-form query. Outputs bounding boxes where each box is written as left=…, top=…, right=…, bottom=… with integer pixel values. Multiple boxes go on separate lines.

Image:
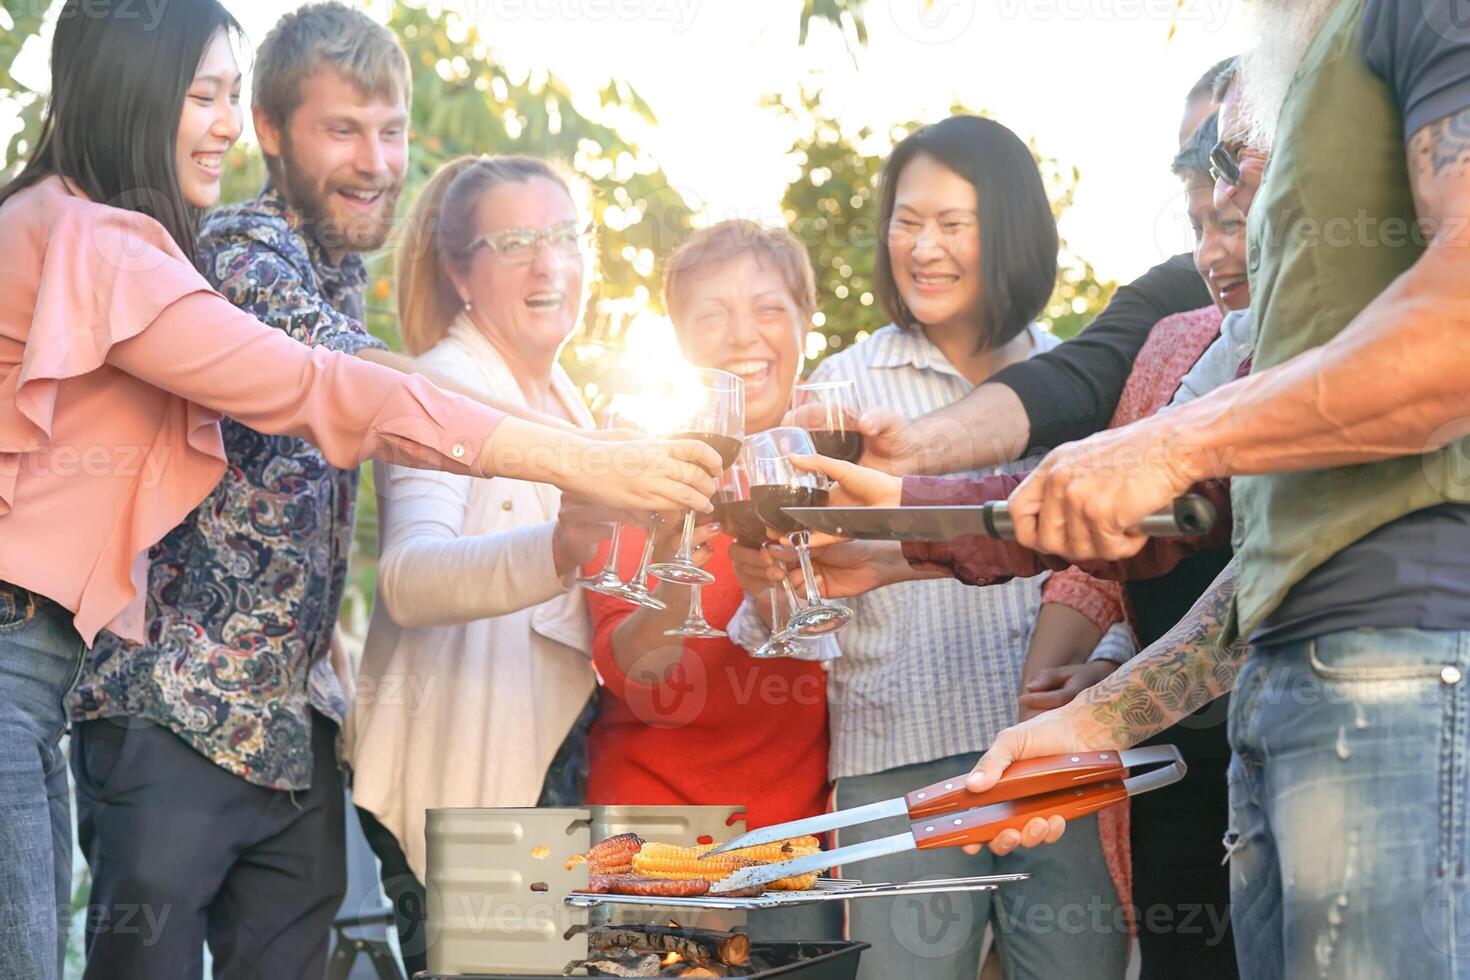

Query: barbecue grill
left=418, top=805, right=1017, bottom=978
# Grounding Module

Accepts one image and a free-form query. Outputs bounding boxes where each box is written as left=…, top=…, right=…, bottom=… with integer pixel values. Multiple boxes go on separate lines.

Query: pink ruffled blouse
left=0, top=177, right=505, bottom=646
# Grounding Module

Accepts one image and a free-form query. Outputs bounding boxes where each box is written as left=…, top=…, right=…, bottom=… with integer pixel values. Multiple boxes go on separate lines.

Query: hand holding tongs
left=704, top=746, right=1186, bottom=894
left=780, top=494, right=1217, bottom=544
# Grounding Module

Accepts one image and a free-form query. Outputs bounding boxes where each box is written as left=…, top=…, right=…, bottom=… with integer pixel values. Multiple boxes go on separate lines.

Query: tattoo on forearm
left=1076, top=561, right=1248, bottom=745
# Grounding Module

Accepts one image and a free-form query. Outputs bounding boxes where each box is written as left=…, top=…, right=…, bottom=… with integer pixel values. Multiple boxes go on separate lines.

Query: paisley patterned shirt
left=69, top=187, right=387, bottom=790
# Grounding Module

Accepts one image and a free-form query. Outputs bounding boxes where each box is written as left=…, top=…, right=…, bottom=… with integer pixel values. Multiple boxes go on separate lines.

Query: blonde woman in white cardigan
left=344, top=156, right=615, bottom=975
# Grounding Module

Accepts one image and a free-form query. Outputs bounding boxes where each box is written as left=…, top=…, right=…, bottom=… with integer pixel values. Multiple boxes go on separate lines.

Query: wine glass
left=664, top=583, right=726, bottom=639
left=608, top=513, right=668, bottom=611
left=663, top=459, right=756, bottom=639
left=790, top=379, right=864, bottom=463
left=751, top=578, right=808, bottom=659
left=576, top=405, right=639, bottom=598
left=742, top=428, right=853, bottom=637
left=576, top=398, right=668, bottom=610
left=712, top=459, right=804, bottom=655
left=647, top=368, right=744, bottom=586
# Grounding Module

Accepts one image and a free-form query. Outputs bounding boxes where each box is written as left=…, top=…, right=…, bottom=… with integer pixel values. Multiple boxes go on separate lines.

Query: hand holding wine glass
left=770, top=537, right=937, bottom=599
left=552, top=495, right=622, bottom=578
left=786, top=454, right=903, bottom=508
left=647, top=368, right=744, bottom=587
left=742, top=427, right=852, bottom=637
left=790, top=378, right=865, bottom=463
left=577, top=398, right=678, bottom=607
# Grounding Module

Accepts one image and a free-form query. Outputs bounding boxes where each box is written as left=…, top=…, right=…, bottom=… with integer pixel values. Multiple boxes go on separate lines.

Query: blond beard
left=1240, top=0, right=1345, bottom=150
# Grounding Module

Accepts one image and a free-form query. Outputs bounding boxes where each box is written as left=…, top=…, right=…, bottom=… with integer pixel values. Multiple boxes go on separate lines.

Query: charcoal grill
left=421, top=805, right=1024, bottom=978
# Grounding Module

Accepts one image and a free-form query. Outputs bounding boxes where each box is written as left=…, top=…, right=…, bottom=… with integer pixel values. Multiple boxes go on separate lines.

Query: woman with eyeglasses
left=0, top=5, right=717, bottom=975
left=345, top=155, right=621, bottom=977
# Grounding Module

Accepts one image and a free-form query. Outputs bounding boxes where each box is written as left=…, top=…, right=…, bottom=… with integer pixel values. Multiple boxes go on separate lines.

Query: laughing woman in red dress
left=584, top=221, right=838, bottom=941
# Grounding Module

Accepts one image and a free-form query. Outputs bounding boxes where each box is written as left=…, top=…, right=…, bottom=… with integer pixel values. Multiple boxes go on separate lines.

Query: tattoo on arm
left=1416, top=107, right=1470, bottom=179
left=1075, top=560, right=1247, bottom=745
left=1409, top=108, right=1470, bottom=232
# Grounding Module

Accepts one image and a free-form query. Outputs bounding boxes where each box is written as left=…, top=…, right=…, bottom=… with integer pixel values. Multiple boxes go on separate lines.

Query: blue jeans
left=1228, top=628, right=1470, bottom=979
left=0, top=583, right=86, bottom=980
left=835, top=751, right=1129, bottom=980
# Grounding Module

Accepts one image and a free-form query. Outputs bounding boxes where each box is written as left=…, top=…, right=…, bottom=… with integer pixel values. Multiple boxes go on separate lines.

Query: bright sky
left=3, top=0, right=1253, bottom=281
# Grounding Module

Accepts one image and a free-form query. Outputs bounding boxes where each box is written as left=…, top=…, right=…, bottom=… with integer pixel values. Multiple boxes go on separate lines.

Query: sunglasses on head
left=1209, top=140, right=1242, bottom=186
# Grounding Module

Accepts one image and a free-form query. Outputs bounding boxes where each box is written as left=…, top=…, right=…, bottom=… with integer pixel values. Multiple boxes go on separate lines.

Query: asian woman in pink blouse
left=0, top=4, right=718, bottom=976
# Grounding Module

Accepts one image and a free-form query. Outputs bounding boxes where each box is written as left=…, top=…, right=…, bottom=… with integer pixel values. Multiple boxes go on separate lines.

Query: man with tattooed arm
left=964, top=1, right=1470, bottom=976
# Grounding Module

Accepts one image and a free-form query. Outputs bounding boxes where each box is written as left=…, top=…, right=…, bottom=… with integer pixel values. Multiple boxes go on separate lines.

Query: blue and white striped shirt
left=733, top=322, right=1132, bottom=779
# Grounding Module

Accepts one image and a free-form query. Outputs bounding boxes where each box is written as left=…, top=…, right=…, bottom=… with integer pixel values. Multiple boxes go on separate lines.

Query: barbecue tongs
left=703, top=746, right=1186, bottom=894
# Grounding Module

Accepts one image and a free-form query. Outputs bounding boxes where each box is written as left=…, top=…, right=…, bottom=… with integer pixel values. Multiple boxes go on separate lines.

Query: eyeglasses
left=1209, top=140, right=1242, bottom=186
left=469, top=221, right=587, bottom=265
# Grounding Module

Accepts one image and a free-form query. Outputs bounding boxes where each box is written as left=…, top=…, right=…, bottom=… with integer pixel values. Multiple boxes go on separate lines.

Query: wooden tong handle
left=904, top=751, right=1128, bottom=820
left=911, top=780, right=1130, bottom=850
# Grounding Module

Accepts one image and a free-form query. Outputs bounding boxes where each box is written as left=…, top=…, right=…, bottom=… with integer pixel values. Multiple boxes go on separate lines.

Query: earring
left=463, top=298, right=472, bottom=312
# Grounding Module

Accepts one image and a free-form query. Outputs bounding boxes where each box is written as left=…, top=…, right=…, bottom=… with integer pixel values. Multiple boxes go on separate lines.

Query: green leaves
left=350, top=2, right=695, bottom=398
left=0, top=0, right=53, bottom=179
left=798, top=0, right=869, bottom=64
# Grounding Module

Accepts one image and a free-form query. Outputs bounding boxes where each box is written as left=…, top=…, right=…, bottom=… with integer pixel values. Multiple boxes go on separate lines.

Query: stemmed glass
left=647, top=368, right=744, bottom=586
left=752, top=577, right=807, bottom=659
left=742, top=427, right=853, bottom=637
left=790, top=379, right=864, bottom=463
left=575, top=399, right=666, bottom=610
left=576, top=405, right=638, bottom=598
left=662, top=459, right=757, bottom=640
left=612, top=514, right=669, bottom=610
left=712, top=459, right=806, bottom=656
left=664, top=583, right=725, bottom=639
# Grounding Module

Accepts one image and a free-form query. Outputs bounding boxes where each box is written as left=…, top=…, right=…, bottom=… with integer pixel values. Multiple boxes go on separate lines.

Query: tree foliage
left=0, top=0, right=51, bottom=176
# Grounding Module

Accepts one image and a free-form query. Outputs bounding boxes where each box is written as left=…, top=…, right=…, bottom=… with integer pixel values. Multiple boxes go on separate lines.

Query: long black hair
left=0, top=0, right=242, bottom=263
left=874, top=115, right=1058, bottom=351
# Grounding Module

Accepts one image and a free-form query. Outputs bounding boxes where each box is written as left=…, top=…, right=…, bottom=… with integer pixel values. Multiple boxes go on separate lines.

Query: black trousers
left=356, top=806, right=431, bottom=978
left=1131, top=702, right=1238, bottom=979
left=72, top=710, right=346, bottom=980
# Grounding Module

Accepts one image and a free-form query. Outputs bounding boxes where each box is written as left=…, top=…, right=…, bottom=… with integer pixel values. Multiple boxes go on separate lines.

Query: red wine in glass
left=792, top=380, right=864, bottom=464
left=808, top=430, right=864, bottom=463
left=712, top=490, right=768, bottom=548
left=672, top=431, right=741, bottom=471
left=750, top=485, right=831, bottom=534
